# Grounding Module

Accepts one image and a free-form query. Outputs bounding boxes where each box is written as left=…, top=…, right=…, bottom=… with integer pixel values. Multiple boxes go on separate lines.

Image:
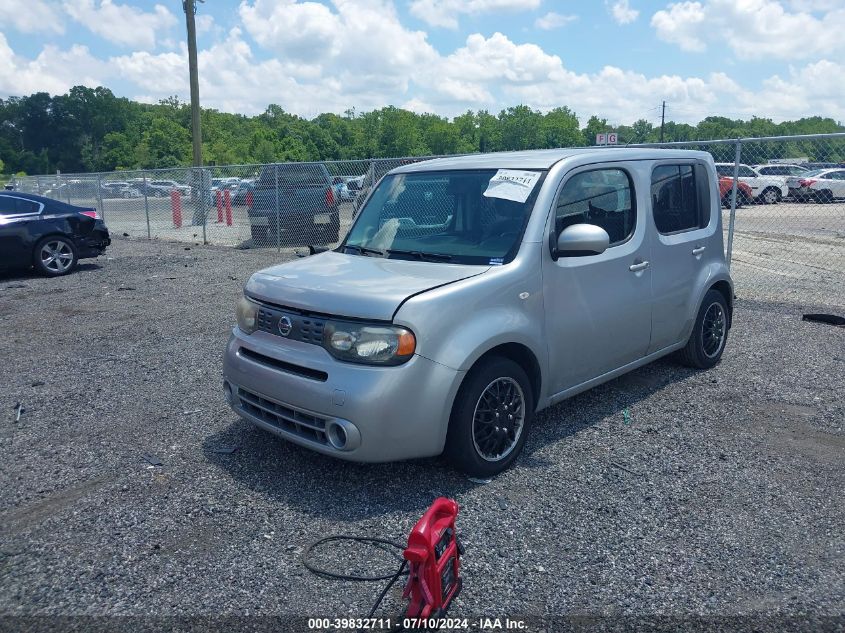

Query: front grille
left=237, top=387, right=329, bottom=445
left=255, top=305, right=327, bottom=345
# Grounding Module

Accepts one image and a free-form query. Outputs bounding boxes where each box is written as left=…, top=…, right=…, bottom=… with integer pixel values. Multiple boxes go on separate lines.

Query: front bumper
left=222, top=328, right=464, bottom=463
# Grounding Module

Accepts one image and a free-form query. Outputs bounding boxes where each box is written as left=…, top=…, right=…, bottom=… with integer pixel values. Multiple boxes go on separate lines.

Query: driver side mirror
left=551, top=223, right=610, bottom=260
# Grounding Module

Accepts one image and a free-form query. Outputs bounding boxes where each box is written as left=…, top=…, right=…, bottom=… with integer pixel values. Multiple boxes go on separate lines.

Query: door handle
left=629, top=261, right=650, bottom=272
left=692, top=246, right=706, bottom=255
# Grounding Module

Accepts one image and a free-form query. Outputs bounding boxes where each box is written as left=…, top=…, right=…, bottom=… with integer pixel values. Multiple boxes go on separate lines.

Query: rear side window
left=651, top=165, right=708, bottom=234
left=555, top=168, right=635, bottom=246
left=0, top=196, right=40, bottom=215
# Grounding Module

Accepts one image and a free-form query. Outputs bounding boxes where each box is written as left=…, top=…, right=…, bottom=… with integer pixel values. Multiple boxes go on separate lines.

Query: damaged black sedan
left=0, top=192, right=111, bottom=277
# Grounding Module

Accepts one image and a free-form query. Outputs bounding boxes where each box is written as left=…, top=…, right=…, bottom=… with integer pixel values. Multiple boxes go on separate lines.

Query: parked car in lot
left=345, top=175, right=365, bottom=193
left=754, top=164, right=809, bottom=178
left=0, top=192, right=110, bottom=276
left=331, top=176, right=353, bottom=201
left=715, top=163, right=786, bottom=203
left=804, top=162, right=845, bottom=170
left=247, top=163, right=340, bottom=245
left=101, top=181, right=142, bottom=198
left=718, top=177, right=754, bottom=207
left=127, top=179, right=186, bottom=198
left=786, top=168, right=845, bottom=202
left=211, top=177, right=241, bottom=192
left=232, top=179, right=255, bottom=206
left=225, top=148, right=733, bottom=476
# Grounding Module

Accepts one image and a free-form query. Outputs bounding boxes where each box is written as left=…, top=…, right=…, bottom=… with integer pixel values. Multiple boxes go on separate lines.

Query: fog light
left=327, top=422, right=348, bottom=450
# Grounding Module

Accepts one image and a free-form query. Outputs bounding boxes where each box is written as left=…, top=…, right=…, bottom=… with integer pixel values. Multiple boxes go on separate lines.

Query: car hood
left=245, top=250, right=489, bottom=320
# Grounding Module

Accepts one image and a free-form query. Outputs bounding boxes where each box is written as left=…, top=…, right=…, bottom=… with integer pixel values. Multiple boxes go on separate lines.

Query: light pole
left=183, top=0, right=203, bottom=167
left=183, top=0, right=208, bottom=234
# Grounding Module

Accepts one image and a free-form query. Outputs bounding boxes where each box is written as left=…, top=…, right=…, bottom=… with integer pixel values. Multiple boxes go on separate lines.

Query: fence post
left=274, top=163, right=281, bottom=253
left=63, top=175, right=72, bottom=204
left=200, top=169, right=208, bottom=245
left=143, top=172, right=151, bottom=239
left=725, top=140, right=742, bottom=269
left=96, top=173, right=105, bottom=220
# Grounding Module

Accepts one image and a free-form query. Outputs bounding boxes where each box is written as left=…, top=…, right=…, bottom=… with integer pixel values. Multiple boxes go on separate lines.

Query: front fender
left=393, top=246, right=549, bottom=401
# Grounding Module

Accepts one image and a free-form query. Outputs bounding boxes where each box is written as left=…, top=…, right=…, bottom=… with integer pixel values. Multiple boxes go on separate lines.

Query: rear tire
left=817, top=189, right=834, bottom=203
left=444, top=356, right=533, bottom=478
left=250, top=226, right=269, bottom=245
left=33, top=236, right=78, bottom=277
left=678, top=289, right=729, bottom=369
left=760, top=187, right=780, bottom=204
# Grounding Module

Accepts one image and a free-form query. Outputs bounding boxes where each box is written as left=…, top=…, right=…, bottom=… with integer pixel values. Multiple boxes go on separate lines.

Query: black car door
left=0, top=196, right=43, bottom=268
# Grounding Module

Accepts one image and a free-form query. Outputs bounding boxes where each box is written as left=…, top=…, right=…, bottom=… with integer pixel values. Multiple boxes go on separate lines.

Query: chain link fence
left=10, top=157, right=436, bottom=255
left=637, top=133, right=845, bottom=308
left=11, top=133, right=845, bottom=309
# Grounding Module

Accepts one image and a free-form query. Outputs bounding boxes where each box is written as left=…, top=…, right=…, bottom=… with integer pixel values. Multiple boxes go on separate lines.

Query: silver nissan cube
left=223, top=148, right=733, bottom=477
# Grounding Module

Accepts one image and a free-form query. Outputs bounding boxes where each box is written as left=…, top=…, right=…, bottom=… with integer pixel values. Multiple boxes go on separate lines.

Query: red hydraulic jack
left=402, top=497, right=463, bottom=621
left=302, top=497, right=463, bottom=631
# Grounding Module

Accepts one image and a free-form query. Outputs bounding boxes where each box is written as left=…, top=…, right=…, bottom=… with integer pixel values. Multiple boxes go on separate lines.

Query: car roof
left=391, top=147, right=713, bottom=173
left=0, top=191, right=55, bottom=203
left=0, top=190, right=87, bottom=211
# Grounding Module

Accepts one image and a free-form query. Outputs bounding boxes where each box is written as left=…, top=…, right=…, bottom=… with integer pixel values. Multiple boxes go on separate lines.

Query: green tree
left=582, top=116, right=612, bottom=146
left=135, top=117, right=191, bottom=168
left=542, top=107, right=580, bottom=148
left=499, top=105, right=543, bottom=151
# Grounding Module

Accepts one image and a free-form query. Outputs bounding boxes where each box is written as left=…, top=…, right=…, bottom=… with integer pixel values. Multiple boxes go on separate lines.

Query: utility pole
left=183, top=0, right=202, bottom=167
left=660, top=101, right=666, bottom=143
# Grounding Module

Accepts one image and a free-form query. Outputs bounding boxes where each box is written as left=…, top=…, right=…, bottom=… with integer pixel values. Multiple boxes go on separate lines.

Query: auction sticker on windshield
left=483, top=169, right=542, bottom=203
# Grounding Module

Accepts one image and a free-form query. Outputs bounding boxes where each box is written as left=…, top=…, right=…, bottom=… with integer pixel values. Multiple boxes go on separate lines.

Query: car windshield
left=342, top=169, right=546, bottom=265
left=802, top=169, right=828, bottom=177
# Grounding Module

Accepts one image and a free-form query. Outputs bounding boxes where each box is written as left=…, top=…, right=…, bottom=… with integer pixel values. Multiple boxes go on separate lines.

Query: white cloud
left=0, top=33, right=106, bottom=96
left=63, top=0, right=177, bottom=49
left=0, top=0, right=64, bottom=34
left=651, top=0, right=845, bottom=59
left=409, top=0, right=541, bottom=29
left=1, top=1, right=844, bottom=127
left=195, top=14, right=215, bottom=35
left=239, top=0, right=439, bottom=98
left=535, top=11, right=578, bottom=30
left=609, top=0, right=639, bottom=24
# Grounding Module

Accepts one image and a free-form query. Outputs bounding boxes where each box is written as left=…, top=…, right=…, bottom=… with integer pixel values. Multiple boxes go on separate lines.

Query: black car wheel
left=816, top=189, right=834, bottom=203
left=250, top=226, right=269, bottom=245
left=678, top=289, right=729, bottom=369
left=444, top=356, right=533, bottom=477
left=34, top=236, right=78, bottom=277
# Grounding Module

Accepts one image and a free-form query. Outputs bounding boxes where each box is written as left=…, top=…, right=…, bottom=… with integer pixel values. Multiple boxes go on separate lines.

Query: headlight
left=236, top=296, right=259, bottom=334
left=323, top=321, right=416, bottom=365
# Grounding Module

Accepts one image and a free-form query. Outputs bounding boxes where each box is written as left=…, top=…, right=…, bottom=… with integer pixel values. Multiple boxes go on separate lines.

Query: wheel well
left=710, top=280, right=733, bottom=326
left=473, top=343, right=542, bottom=406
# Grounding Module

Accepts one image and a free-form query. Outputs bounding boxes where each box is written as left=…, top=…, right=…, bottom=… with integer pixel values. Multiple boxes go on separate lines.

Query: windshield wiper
left=385, top=249, right=454, bottom=262
left=344, top=244, right=385, bottom=257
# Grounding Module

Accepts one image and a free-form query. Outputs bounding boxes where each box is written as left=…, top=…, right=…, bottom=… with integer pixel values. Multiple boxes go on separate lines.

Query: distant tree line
left=1, top=85, right=843, bottom=175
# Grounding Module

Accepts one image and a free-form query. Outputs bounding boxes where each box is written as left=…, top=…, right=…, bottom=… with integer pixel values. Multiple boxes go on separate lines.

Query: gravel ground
left=1, top=238, right=843, bottom=631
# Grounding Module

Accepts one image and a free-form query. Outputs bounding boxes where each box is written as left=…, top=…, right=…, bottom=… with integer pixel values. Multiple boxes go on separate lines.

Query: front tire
left=678, top=289, right=729, bottom=369
left=33, top=236, right=78, bottom=277
left=444, top=357, right=533, bottom=477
